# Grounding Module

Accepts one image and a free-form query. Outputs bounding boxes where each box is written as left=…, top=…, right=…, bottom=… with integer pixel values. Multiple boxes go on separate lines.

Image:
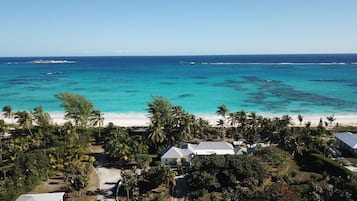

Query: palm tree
left=32, top=106, right=52, bottom=127
left=281, top=115, right=292, bottom=127
left=14, top=110, right=33, bottom=136
left=160, top=164, right=176, bottom=187
left=216, top=104, right=228, bottom=138
left=147, top=96, right=172, bottom=146
left=148, top=123, right=166, bottom=144
left=228, top=112, right=237, bottom=127
left=216, top=104, right=228, bottom=120
left=236, top=110, right=247, bottom=136
left=62, top=122, right=78, bottom=144
left=326, top=115, right=336, bottom=127
left=90, top=109, right=104, bottom=138
left=179, top=113, right=195, bottom=142
left=107, top=139, right=132, bottom=161
left=0, top=119, right=5, bottom=162
left=2, top=105, right=13, bottom=123
left=298, top=114, right=303, bottom=126
left=216, top=119, right=225, bottom=138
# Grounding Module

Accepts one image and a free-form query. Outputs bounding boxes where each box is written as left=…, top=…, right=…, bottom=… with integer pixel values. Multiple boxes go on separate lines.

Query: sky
left=0, top=0, right=357, bottom=57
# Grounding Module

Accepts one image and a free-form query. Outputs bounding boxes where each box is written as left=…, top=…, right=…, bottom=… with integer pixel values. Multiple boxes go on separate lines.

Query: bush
left=290, top=171, right=297, bottom=178
left=342, top=180, right=357, bottom=200
left=188, top=155, right=265, bottom=192
left=308, top=153, right=354, bottom=179
left=254, top=147, right=290, bottom=168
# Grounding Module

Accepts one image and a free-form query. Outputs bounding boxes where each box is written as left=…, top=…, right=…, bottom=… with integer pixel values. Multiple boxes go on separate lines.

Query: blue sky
left=1, top=0, right=357, bottom=56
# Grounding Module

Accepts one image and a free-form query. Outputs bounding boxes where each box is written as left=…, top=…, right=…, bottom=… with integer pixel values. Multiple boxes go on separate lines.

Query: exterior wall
left=161, top=158, right=177, bottom=165
left=353, top=149, right=357, bottom=156
left=336, top=138, right=357, bottom=156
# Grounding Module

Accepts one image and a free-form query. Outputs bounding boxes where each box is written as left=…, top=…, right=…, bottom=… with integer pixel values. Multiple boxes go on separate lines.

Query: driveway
left=92, top=145, right=122, bottom=201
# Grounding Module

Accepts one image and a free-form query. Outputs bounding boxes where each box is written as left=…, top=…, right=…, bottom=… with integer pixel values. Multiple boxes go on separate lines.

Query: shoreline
left=2, top=112, right=357, bottom=127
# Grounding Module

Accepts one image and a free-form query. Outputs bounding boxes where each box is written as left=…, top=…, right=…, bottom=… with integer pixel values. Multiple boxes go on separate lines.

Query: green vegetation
left=1, top=94, right=357, bottom=201
left=147, top=96, right=212, bottom=153
left=55, top=92, right=100, bottom=127
left=0, top=93, right=97, bottom=200
left=189, top=155, right=265, bottom=194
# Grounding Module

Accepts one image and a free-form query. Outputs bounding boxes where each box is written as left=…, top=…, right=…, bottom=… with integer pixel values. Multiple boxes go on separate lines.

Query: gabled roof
left=16, top=192, right=65, bottom=201
left=335, top=132, right=357, bottom=149
left=161, top=147, right=184, bottom=159
left=195, top=141, right=234, bottom=150
left=183, top=143, right=197, bottom=152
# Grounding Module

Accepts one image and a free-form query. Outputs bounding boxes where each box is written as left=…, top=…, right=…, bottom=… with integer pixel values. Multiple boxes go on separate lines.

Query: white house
left=161, top=141, right=243, bottom=165
left=335, top=132, right=357, bottom=156
left=16, top=192, right=65, bottom=201
left=192, top=141, right=235, bottom=155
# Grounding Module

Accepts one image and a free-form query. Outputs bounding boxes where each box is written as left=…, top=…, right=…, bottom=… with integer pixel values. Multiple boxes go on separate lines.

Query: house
left=16, top=192, right=65, bottom=201
left=335, top=132, right=357, bottom=156
left=161, top=141, right=243, bottom=165
left=192, top=141, right=235, bottom=155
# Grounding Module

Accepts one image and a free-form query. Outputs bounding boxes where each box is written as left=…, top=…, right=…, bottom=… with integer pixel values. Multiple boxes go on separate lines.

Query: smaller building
left=335, top=132, right=357, bottom=156
left=16, top=192, right=65, bottom=201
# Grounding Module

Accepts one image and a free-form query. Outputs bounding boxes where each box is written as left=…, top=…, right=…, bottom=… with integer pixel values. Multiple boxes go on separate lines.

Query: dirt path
left=91, top=145, right=122, bottom=201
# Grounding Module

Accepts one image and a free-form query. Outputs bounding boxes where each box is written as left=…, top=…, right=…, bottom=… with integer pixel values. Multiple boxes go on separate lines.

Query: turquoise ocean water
left=0, top=54, right=357, bottom=115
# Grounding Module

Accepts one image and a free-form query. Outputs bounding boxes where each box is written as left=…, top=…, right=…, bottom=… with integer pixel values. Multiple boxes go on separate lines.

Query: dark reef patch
left=195, top=82, right=208, bottom=85
left=25, top=86, right=46, bottom=91
left=347, top=82, right=357, bottom=87
left=310, top=79, right=351, bottom=83
left=167, top=76, right=179, bottom=79
left=160, top=82, right=176, bottom=85
left=72, top=88, right=86, bottom=91
left=0, top=92, right=20, bottom=97
left=213, top=79, right=247, bottom=92
left=242, top=76, right=357, bottom=112
left=177, top=94, right=194, bottom=99
left=125, top=90, right=139, bottom=93
left=192, top=76, right=208, bottom=79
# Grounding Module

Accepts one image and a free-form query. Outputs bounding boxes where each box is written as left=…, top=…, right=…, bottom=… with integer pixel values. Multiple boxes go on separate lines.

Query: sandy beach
left=3, top=112, right=356, bottom=127
left=1, top=112, right=356, bottom=127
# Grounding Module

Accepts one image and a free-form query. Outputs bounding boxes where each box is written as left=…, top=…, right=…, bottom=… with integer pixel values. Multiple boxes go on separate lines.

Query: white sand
left=2, top=112, right=357, bottom=127
left=44, top=113, right=357, bottom=127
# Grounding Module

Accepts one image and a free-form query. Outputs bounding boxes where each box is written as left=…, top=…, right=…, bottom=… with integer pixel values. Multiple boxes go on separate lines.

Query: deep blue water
left=0, top=54, right=357, bottom=115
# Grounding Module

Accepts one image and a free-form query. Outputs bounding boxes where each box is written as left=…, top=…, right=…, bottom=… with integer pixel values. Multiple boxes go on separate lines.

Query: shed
left=16, top=192, right=65, bottom=201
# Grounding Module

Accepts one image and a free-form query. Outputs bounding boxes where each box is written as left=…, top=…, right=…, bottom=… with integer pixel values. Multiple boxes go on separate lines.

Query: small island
left=29, top=60, right=76, bottom=64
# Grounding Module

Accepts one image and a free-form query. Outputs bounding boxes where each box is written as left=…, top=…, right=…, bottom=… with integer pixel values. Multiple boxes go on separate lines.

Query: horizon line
left=1, top=52, right=357, bottom=58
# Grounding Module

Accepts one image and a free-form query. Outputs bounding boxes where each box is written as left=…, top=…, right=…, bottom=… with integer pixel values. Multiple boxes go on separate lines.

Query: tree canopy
left=55, top=93, right=97, bottom=127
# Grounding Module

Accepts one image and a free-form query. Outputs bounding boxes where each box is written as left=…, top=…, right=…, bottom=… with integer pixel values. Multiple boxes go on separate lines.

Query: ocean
left=1, top=54, right=357, bottom=116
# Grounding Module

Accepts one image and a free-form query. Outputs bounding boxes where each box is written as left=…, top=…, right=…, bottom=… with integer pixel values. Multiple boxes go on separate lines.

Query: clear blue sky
left=1, top=0, right=357, bottom=56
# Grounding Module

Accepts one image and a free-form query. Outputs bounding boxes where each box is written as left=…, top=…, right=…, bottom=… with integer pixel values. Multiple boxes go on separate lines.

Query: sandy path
left=91, top=145, right=122, bottom=201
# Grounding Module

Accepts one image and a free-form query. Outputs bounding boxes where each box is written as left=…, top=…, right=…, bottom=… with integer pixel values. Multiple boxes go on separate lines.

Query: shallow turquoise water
left=0, top=55, right=357, bottom=115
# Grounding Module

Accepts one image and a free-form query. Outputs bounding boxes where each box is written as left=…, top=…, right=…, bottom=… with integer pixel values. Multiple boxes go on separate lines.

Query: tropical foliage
left=55, top=92, right=101, bottom=127
left=2, top=94, right=357, bottom=201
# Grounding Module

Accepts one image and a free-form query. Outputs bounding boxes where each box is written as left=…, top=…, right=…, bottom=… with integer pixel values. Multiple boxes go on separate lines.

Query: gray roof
left=195, top=141, right=233, bottom=150
left=16, top=192, right=65, bottom=201
left=161, top=147, right=184, bottom=159
left=161, top=142, right=236, bottom=159
left=335, top=132, right=357, bottom=149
